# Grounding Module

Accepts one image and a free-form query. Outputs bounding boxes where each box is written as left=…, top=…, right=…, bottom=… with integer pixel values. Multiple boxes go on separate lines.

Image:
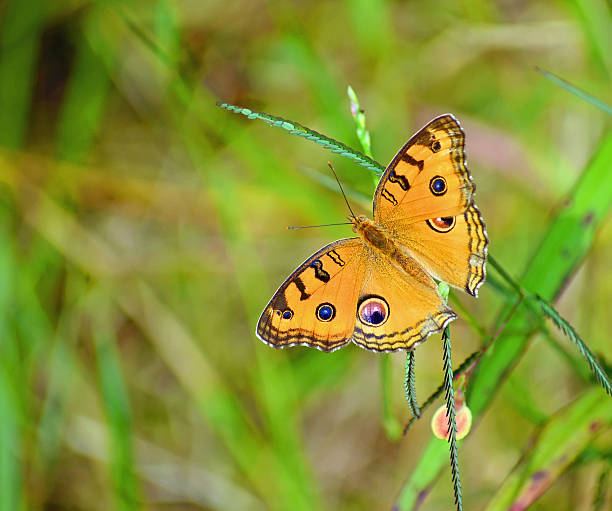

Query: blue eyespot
left=430, top=176, right=447, bottom=196
left=282, top=309, right=293, bottom=320
left=316, top=303, right=335, bottom=322
left=358, top=296, right=389, bottom=327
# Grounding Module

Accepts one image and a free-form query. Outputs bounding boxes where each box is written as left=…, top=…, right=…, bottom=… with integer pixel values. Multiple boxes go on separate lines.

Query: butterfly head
left=350, top=214, right=369, bottom=233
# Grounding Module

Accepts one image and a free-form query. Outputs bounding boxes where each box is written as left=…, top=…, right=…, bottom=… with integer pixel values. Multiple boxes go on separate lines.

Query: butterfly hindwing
left=256, top=238, right=367, bottom=352
left=373, top=114, right=475, bottom=224
left=390, top=204, right=488, bottom=296
left=352, top=250, right=456, bottom=351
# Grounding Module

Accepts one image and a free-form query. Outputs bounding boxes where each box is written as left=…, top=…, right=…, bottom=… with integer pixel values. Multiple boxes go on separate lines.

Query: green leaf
left=483, top=388, right=612, bottom=510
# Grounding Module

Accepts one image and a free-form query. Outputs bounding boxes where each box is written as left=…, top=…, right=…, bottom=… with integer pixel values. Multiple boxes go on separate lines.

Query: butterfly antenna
left=287, top=222, right=352, bottom=230
left=327, top=162, right=356, bottom=220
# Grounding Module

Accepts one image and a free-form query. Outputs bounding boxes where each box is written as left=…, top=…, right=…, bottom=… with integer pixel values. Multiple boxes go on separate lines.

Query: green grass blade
left=593, top=465, right=610, bottom=511
left=567, top=0, right=612, bottom=79
left=0, top=372, right=23, bottom=511
left=36, top=334, right=76, bottom=471
left=0, top=0, right=46, bottom=148
left=56, top=8, right=117, bottom=162
left=0, top=230, right=24, bottom=510
left=483, top=388, right=612, bottom=510
left=536, top=67, right=612, bottom=116
left=93, top=323, right=142, bottom=510
left=489, top=254, right=602, bottom=388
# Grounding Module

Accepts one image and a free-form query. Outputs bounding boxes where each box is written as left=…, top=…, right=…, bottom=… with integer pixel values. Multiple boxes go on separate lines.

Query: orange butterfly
left=257, top=115, right=488, bottom=352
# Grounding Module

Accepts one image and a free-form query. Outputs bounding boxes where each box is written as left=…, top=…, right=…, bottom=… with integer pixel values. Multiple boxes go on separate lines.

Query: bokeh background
left=0, top=1, right=611, bottom=510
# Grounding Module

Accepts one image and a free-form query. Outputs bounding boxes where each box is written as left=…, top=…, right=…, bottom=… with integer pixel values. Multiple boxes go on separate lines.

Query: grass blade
left=93, top=321, right=142, bottom=510
left=56, top=8, right=117, bottom=162
left=0, top=372, right=23, bottom=511
left=536, top=67, right=612, bottom=116
left=593, top=465, right=610, bottom=511
left=0, top=0, right=46, bottom=148
left=347, top=85, right=374, bottom=158
left=483, top=388, right=612, bottom=510
left=0, top=223, right=25, bottom=510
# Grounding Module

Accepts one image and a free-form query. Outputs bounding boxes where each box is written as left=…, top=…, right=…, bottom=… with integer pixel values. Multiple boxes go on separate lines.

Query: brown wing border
left=464, top=203, right=488, bottom=296
left=352, top=308, right=457, bottom=352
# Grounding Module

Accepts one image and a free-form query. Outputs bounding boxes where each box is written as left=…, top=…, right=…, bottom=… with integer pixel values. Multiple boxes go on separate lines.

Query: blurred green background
left=0, top=1, right=611, bottom=510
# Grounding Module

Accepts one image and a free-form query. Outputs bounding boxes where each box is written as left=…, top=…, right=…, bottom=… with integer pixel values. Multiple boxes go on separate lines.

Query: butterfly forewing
left=373, top=114, right=475, bottom=224
left=256, top=238, right=367, bottom=352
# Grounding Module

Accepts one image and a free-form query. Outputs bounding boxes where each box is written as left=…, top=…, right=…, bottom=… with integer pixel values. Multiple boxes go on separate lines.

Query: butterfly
left=256, top=115, right=488, bottom=352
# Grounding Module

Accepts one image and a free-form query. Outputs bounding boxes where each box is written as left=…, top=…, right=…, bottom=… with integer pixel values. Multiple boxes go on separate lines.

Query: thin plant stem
left=405, top=350, right=421, bottom=419
left=402, top=350, right=480, bottom=435
left=442, top=326, right=463, bottom=511
left=216, top=102, right=384, bottom=174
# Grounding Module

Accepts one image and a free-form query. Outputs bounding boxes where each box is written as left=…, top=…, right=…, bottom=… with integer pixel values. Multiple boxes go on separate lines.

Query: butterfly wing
left=396, top=204, right=488, bottom=296
left=256, top=238, right=367, bottom=352
left=373, top=114, right=474, bottom=224
left=352, top=251, right=456, bottom=352
left=373, top=114, right=488, bottom=295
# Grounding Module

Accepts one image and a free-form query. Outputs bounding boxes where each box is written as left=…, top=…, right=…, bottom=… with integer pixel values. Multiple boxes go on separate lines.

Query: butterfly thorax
left=352, top=215, right=432, bottom=287
left=352, top=215, right=395, bottom=253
